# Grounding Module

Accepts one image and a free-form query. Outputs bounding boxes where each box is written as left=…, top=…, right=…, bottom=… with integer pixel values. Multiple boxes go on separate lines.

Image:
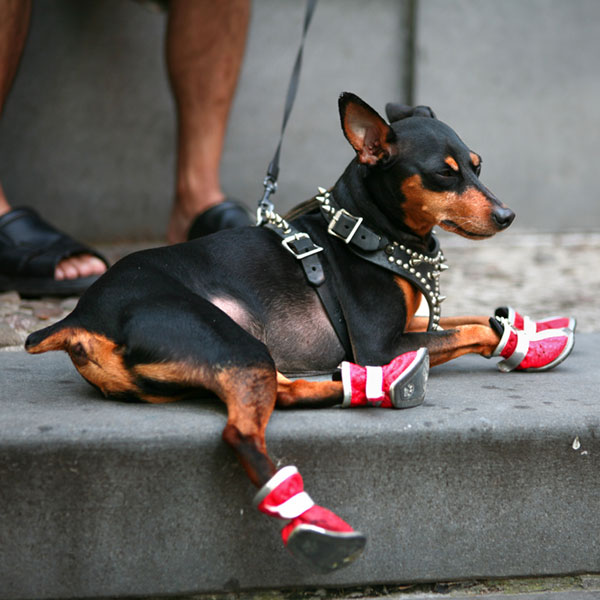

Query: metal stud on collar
left=316, top=187, right=335, bottom=215
left=260, top=208, right=293, bottom=236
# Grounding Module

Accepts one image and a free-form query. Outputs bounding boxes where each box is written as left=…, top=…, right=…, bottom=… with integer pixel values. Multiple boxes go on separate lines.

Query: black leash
left=256, top=0, right=318, bottom=226
left=255, top=0, right=354, bottom=360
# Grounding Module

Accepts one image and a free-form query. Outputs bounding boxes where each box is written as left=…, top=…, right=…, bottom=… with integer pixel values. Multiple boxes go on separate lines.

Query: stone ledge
left=0, top=335, right=598, bottom=600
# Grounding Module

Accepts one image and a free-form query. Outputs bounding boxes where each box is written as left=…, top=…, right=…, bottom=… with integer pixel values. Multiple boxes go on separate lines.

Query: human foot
left=167, top=190, right=225, bottom=244
left=54, top=254, right=107, bottom=281
left=0, top=207, right=108, bottom=297
left=168, top=194, right=251, bottom=243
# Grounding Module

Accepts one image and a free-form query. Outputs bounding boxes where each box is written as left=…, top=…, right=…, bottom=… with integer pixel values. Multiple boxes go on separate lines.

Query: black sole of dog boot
left=286, top=524, right=366, bottom=573
left=389, top=347, right=429, bottom=408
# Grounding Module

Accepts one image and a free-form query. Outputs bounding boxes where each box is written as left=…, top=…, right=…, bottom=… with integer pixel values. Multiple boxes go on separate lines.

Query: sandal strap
left=0, top=207, right=107, bottom=277
left=187, top=200, right=251, bottom=240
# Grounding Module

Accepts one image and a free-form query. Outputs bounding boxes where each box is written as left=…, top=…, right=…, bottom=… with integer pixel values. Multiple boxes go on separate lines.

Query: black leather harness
left=317, top=189, right=448, bottom=332
left=261, top=208, right=353, bottom=359
left=261, top=188, right=448, bottom=361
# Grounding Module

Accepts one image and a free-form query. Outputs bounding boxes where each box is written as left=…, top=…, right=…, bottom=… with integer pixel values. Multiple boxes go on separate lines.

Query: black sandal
left=187, top=199, right=252, bottom=240
left=0, top=207, right=109, bottom=297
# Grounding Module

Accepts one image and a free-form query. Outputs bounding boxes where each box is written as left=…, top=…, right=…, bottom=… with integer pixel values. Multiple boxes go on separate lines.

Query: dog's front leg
left=406, top=315, right=490, bottom=332
left=276, top=347, right=429, bottom=411
left=397, top=325, right=501, bottom=366
left=276, top=373, right=343, bottom=408
left=405, top=314, right=574, bottom=372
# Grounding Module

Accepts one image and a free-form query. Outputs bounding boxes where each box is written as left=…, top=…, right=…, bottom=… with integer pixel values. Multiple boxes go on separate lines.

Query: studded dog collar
left=316, top=188, right=448, bottom=331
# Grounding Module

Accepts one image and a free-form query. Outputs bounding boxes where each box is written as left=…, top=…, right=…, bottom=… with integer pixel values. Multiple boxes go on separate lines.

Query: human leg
left=165, top=0, right=251, bottom=243
left=0, top=0, right=106, bottom=288
left=0, top=0, right=31, bottom=217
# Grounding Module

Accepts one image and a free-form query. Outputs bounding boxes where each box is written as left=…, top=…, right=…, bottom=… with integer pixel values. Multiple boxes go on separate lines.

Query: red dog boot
left=491, top=316, right=574, bottom=372
left=340, top=347, right=429, bottom=408
left=495, top=305, right=576, bottom=335
left=255, top=466, right=366, bottom=572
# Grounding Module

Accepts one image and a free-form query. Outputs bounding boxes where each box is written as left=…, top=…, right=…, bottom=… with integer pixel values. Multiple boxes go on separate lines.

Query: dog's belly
left=208, top=293, right=344, bottom=374
left=264, top=293, right=345, bottom=374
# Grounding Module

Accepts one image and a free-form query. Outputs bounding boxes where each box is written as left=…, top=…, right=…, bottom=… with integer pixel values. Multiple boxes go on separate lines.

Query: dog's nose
left=491, top=206, right=515, bottom=229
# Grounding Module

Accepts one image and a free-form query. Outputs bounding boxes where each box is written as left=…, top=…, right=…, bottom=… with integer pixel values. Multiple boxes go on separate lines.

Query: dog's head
left=338, top=92, right=514, bottom=239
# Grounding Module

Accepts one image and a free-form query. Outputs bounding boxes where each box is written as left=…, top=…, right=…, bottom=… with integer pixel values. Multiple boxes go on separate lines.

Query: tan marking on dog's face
left=400, top=174, right=498, bottom=238
left=393, top=276, right=423, bottom=327
left=470, top=152, right=481, bottom=167
left=444, top=156, right=459, bottom=171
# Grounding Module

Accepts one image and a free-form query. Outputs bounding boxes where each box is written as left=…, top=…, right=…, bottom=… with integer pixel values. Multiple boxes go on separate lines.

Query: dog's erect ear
left=385, top=102, right=436, bottom=122
left=339, top=92, right=397, bottom=166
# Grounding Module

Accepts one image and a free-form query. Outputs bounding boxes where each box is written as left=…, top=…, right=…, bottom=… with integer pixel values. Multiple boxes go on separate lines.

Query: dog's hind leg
left=220, top=366, right=367, bottom=572
left=114, top=302, right=365, bottom=569
left=216, top=364, right=366, bottom=572
left=115, top=297, right=281, bottom=487
left=218, top=365, right=279, bottom=487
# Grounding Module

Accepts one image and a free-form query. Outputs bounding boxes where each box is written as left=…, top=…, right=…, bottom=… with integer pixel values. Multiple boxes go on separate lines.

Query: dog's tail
left=25, top=317, right=77, bottom=354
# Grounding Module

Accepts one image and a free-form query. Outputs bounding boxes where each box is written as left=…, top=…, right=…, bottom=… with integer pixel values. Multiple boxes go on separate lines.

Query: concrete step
left=1, top=335, right=599, bottom=600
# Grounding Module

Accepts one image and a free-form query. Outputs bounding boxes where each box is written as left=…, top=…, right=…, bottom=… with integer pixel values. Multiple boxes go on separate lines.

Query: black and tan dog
left=26, top=93, right=573, bottom=572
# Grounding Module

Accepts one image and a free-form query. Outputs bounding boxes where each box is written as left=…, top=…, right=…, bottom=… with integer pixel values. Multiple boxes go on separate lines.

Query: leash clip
left=328, top=208, right=364, bottom=244
left=257, top=175, right=278, bottom=226
left=281, top=232, right=323, bottom=260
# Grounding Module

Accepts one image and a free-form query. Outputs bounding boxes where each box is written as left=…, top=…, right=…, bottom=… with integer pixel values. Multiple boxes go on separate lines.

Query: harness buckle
left=327, top=208, right=363, bottom=244
left=281, top=232, right=323, bottom=260
left=256, top=176, right=278, bottom=226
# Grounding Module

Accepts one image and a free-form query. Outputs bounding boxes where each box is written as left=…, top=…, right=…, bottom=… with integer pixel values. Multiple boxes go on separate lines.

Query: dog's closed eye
left=437, top=167, right=458, bottom=178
